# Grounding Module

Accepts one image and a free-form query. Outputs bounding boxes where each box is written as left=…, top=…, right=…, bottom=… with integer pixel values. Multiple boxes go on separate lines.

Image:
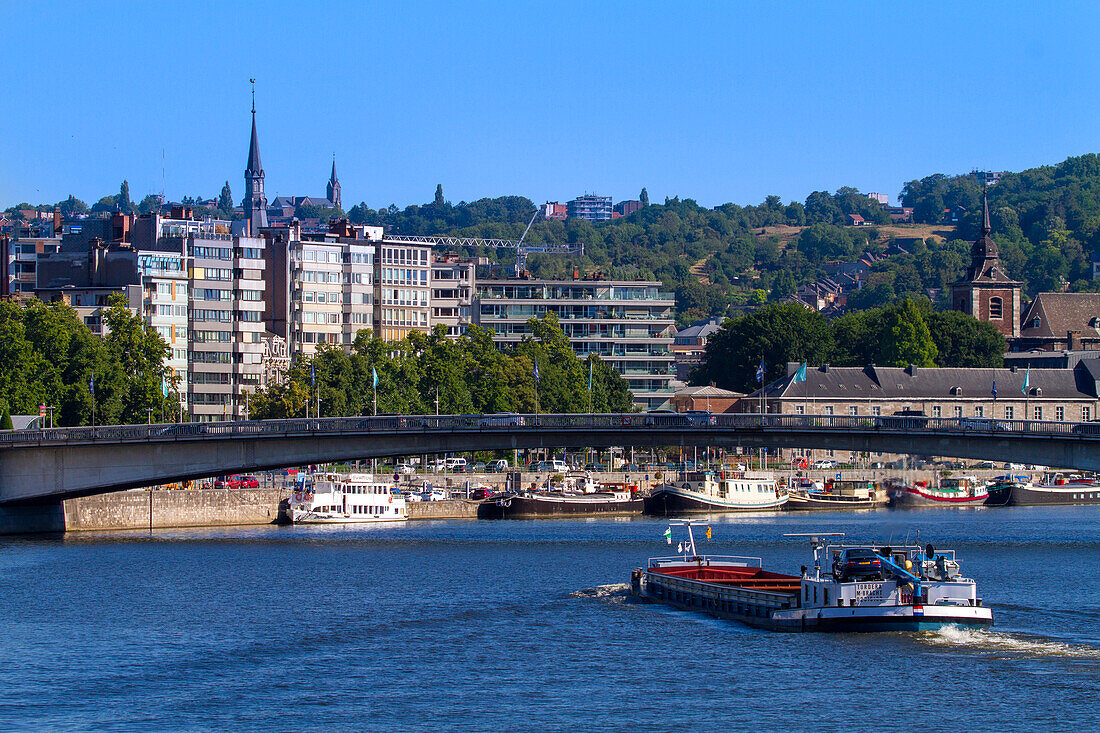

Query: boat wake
left=923, top=624, right=1100, bottom=660
left=569, top=583, right=631, bottom=602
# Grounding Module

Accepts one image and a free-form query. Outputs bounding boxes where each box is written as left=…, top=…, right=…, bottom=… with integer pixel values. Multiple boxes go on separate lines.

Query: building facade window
left=953, top=406, right=962, bottom=418
left=975, top=406, right=984, bottom=417
left=931, top=406, right=941, bottom=418
left=1084, top=406, right=1092, bottom=422
left=989, top=296, right=1003, bottom=320
left=871, top=406, right=881, bottom=416
left=1005, top=405, right=1014, bottom=420
left=848, top=406, right=858, bottom=416
left=1034, top=406, right=1042, bottom=420
left=1056, top=406, right=1065, bottom=421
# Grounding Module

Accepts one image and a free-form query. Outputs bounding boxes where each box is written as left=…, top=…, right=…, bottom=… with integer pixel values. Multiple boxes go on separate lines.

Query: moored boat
left=288, top=473, right=407, bottom=524
left=478, top=472, right=642, bottom=518
left=985, top=472, right=1100, bottom=506
left=888, top=476, right=987, bottom=507
left=786, top=477, right=884, bottom=510
left=643, top=470, right=787, bottom=515
left=630, top=526, right=993, bottom=632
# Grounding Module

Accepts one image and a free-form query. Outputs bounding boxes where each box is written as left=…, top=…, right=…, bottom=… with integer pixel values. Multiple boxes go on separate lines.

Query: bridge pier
left=0, top=502, right=66, bottom=534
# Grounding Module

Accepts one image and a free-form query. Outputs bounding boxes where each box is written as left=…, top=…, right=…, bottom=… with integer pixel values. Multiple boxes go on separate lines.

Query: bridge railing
left=0, top=412, right=1093, bottom=446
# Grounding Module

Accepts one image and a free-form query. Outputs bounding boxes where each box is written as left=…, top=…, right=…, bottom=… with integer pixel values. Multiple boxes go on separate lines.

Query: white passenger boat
left=643, top=470, right=787, bottom=514
left=288, top=473, right=407, bottom=524
left=631, top=526, right=993, bottom=632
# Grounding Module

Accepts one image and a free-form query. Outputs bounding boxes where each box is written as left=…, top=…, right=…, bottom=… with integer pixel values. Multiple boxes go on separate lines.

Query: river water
left=1, top=506, right=1098, bottom=732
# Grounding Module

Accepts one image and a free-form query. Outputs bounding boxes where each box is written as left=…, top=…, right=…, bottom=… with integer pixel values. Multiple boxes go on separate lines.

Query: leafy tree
left=925, top=309, right=1005, bottom=368
left=434, top=184, right=445, bottom=206
left=218, top=181, right=234, bottom=216
left=137, top=195, right=161, bottom=215
left=876, top=298, right=938, bottom=367
left=640, top=187, right=649, bottom=207
left=57, top=195, right=88, bottom=217
left=0, top=405, right=12, bottom=430
left=118, top=180, right=132, bottom=213
left=694, top=303, right=835, bottom=391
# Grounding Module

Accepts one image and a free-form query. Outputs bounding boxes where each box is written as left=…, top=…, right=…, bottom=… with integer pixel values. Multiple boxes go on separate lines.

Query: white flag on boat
left=677, top=542, right=684, bottom=553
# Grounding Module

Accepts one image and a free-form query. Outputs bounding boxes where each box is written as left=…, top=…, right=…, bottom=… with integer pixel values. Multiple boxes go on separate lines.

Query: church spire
left=243, top=79, right=268, bottom=234
left=327, top=153, right=342, bottom=211
left=981, top=191, right=991, bottom=237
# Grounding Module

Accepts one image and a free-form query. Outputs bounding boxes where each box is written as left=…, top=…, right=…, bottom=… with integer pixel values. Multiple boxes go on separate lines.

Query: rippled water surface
left=1, top=506, right=1098, bottom=732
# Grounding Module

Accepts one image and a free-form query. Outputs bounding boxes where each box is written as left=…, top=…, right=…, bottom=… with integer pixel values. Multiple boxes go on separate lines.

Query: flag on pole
left=89, top=374, right=94, bottom=394
left=991, top=380, right=997, bottom=400
left=677, top=542, right=684, bottom=554
left=588, top=359, right=593, bottom=392
left=311, top=363, right=315, bottom=387
left=1021, top=366, right=1030, bottom=395
left=793, top=362, right=807, bottom=383
left=161, top=376, right=168, bottom=398
left=533, top=360, right=540, bottom=382
left=663, top=526, right=672, bottom=545
left=756, top=358, right=766, bottom=384
left=705, top=526, right=712, bottom=541
left=372, top=366, right=378, bottom=388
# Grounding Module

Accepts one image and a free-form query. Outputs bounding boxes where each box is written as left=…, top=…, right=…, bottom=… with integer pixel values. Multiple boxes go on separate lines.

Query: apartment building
left=473, top=278, right=676, bottom=407
left=566, top=194, right=612, bottom=222
left=375, top=240, right=431, bottom=341
left=431, top=256, right=476, bottom=337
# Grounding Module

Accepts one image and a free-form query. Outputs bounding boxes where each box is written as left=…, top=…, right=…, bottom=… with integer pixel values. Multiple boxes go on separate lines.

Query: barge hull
left=643, top=491, right=786, bottom=515
left=479, top=496, right=642, bottom=519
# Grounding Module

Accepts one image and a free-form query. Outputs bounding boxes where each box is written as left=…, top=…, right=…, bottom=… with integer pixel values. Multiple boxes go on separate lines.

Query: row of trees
left=251, top=315, right=634, bottom=419
left=0, top=298, right=181, bottom=426
left=693, top=301, right=1006, bottom=393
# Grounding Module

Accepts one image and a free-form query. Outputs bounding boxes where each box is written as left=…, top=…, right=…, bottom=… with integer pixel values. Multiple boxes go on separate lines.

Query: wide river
left=1, top=506, right=1098, bottom=732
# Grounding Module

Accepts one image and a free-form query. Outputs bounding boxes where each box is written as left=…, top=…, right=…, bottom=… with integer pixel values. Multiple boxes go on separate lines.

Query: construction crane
left=382, top=210, right=584, bottom=277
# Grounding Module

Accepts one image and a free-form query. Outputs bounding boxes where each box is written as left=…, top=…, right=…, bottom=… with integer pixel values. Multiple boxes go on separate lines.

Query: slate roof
left=246, top=111, right=262, bottom=176
left=674, top=319, right=722, bottom=343
left=1019, top=292, right=1100, bottom=339
left=747, top=363, right=1100, bottom=401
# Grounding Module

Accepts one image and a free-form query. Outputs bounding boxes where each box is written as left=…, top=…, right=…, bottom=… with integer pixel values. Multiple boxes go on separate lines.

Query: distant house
left=846, top=213, right=866, bottom=226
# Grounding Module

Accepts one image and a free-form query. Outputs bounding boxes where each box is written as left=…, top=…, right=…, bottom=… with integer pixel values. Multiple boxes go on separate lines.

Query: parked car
left=832, top=548, right=884, bottom=582
left=395, top=463, right=416, bottom=475
left=811, top=459, right=840, bottom=469
left=238, top=475, right=260, bottom=488
left=683, top=410, right=715, bottom=426
left=471, top=462, right=487, bottom=473
left=584, top=463, right=606, bottom=471
left=487, top=459, right=509, bottom=473
left=469, top=487, right=492, bottom=500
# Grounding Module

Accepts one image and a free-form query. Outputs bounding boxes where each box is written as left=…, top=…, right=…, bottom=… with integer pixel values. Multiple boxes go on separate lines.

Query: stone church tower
left=949, top=194, right=1021, bottom=337
left=327, top=157, right=342, bottom=211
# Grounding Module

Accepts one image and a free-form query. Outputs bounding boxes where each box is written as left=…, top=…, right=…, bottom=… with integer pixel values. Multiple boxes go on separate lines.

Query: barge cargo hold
left=630, top=527, right=993, bottom=632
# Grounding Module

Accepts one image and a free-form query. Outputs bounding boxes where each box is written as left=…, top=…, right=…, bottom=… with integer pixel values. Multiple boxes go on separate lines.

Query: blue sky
left=4, top=1, right=1100, bottom=210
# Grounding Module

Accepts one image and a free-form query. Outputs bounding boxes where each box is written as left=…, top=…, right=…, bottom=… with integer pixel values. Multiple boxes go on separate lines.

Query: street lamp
left=147, top=407, right=153, bottom=424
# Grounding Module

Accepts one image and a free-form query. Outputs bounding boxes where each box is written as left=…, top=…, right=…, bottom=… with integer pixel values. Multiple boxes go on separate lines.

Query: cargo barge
left=630, top=526, right=993, bottom=632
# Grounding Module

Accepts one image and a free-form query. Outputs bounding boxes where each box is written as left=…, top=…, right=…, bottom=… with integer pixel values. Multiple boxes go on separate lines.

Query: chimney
left=88, top=238, right=107, bottom=286
left=0, top=235, right=10, bottom=298
left=53, top=207, right=62, bottom=235
left=1069, top=330, right=1083, bottom=350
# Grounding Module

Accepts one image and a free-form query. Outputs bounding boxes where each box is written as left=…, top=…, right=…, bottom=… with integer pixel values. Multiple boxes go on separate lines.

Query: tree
left=874, top=298, right=938, bottom=367
left=693, top=303, right=835, bottom=391
left=434, top=184, right=445, bottom=206
left=0, top=405, right=12, bottom=430
left=218, top=181, right=234, bottom=216
left=640, top=187, right=649, bottom=207
left=118, top=180, right=132, bottom=213
left=137, top=195, right=161, bottom=215
left=925, top=310, right=1006, bottom=367
left=57, top=195, right=88, bottom=217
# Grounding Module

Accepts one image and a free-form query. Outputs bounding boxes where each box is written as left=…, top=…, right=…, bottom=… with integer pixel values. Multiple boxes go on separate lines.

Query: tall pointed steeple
left=243, top=80, right=268, bottom=234
left=964, top=192, right=1003, bottom=281
left=327, top=154, right=342, bottom=211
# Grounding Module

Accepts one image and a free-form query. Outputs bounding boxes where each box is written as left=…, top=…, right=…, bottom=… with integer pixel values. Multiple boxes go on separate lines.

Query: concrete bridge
left=2, top=413, right=1100, bottom=505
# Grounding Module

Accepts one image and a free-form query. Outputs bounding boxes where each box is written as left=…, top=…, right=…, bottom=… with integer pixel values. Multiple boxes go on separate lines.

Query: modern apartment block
left=430, top=255, right=477, bottom=337
left=566, top=194, right=613, bottom=222
left=375, top=240, right=432, bottom=341
left=473, top=278, right=677, bottom=407
left=263, top=221, right=380, bottom=357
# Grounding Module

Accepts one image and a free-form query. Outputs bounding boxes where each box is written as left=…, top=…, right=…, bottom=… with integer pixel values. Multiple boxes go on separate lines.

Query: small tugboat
left=287, top=473, right=407, bottom=524
left=478, top=472, right=642, bottom=519
left=643, top=470, right=787, bottom=515
left=985, top=472, right=1100, bottom=506
left=887, top=476, right=988, bottom=507
left=630, top=525, right=993, bottom=632
left=786, top=477, right=884, bottom=510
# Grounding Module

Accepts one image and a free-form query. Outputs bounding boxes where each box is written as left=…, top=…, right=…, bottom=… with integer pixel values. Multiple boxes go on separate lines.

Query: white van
left=443, top=457, right=467, bottom=472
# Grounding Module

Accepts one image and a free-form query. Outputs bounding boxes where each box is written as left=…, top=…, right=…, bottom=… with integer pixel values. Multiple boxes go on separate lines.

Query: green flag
left=663, top=526, right=672, bottom=545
